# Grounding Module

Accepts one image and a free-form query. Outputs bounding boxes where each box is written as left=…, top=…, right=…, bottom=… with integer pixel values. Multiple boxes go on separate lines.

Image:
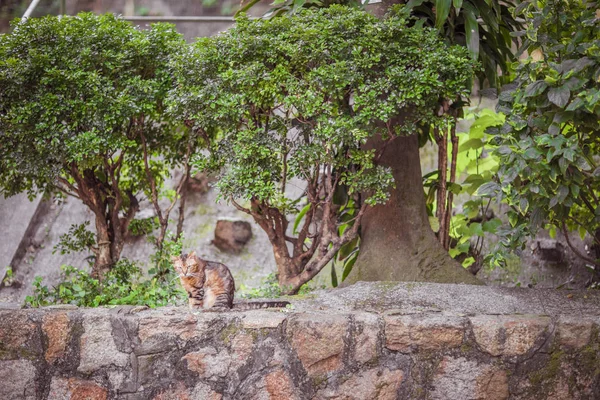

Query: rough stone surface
left=78, top=313, right=130, bottom=374
left=212, top=219, right=253, bottom=253
left=352, top=312, right=380, bottom=364
left=0, top=311, right=39, bottom=359
left=316, top=367, right=403, bottom=400
left=288, top=313, right=347, bottom=376
left=430, top=357, right=508, bottom=400
left=43, top=312, right=70, bottom=363
left=0, top=282, right=599, bottom=399
left=265, top=369, right=300, bottom=400
left=470, top=315, right=551, bottom=357
left=183, top=347, right=231, bottom=379
left=556, top=316, right=594, bottom=349
left=385, top=314, right=465, bottom=352
left=48, top=377, right=108, bottom=400
left=0, top=359, right=37, bottom=399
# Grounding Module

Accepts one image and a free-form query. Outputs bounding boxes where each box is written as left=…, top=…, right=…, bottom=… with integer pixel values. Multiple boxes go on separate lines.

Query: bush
left=24, top=259, right=185, bottom=308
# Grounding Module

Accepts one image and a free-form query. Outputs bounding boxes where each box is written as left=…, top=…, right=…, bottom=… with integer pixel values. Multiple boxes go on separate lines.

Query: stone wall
left=1, top=282, right=600, bottom=399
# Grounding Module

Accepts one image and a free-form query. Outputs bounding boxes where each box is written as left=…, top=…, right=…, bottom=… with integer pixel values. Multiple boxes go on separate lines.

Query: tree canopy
left=0, top=13, right=187, bottom=277
left=170, top=6, right=475, bottom=292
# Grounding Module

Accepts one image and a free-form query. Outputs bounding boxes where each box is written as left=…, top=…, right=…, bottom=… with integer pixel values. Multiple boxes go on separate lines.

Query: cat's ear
left=189, top=250, right=197, bottom=259
left=171, top=255, right=179, bottom=263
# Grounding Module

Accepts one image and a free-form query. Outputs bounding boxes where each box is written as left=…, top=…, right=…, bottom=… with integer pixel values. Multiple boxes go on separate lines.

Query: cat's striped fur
left=172, top=251, right=290, bottom=310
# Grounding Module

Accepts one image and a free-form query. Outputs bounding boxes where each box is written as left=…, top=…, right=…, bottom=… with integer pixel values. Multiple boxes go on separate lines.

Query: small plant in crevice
left=238, top=273, right=321, bottom=299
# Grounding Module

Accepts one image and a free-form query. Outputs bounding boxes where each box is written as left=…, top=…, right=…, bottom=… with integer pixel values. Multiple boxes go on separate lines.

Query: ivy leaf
left=548, top=86, right=570, bottom=108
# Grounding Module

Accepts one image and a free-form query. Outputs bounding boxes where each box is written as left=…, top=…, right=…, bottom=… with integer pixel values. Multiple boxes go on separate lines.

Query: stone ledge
left=0, top=282, right=599, bottom=399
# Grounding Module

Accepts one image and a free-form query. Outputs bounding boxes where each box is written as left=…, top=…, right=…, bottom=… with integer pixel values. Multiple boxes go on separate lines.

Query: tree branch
left=561, top=221, right=599, bottom=266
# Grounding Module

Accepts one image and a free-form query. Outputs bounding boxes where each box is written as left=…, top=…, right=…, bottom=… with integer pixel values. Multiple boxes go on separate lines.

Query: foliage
left=24, top=259, right=185, bottom=308
left=237, top=0, right=363, bottom=19
left=423, top=109, right=504, bottom=270
left=128, top=217, right=160, bottom=237
left=24, top=235, right=186, bottom=308
left=0, top=13, right=187, bottom=278
left=53, top=222, right=96, bottom=255
left=491, top=0, right=600, bottom=268
left=404, top=0, right=523, bottom=88
left=170, top=6, right=474, bottom=293
left=238, top=273, right=316, bottom=299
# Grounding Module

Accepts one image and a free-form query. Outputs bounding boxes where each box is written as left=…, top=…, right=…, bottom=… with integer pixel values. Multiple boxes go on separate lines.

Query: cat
left=172, top=251, right=290, bottom=311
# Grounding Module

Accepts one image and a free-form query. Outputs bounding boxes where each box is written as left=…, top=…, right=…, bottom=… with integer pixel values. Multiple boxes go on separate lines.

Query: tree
left=489, top=0, right=600, bottom=271
left=402, top=0, right=523, bottom=251
left=170, top=6, right=477, bottom=293
left=0, top=13, right=187, bottom=279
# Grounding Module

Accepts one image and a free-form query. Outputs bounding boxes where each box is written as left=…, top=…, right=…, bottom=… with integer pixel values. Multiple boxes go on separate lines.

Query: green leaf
left=524, top=80, right=548, bottom=98
left=482, top=218, right=501, bottom=233
left=331, top=262, right=338, bottom=288
left=293, top=203, right=311, bottom=235
left=337, top=237, right=359, bottom=261
left=464, top=8, right=480, bottom=60
left=519, top=198, right=529, bottom=215
left=453, top=0, right=463, bottom=14
left=462, top=257, right=475, bottom=268
left=435, top=0, right=452, bottom=29
left=429, top=216, right=440, bottom=233
left=341, top=251, right=358, bottom=282
left=565, top=97, right=585, bottom=111
left=557, top=185, right=569, bottom=203
left=548, top=86, right=570, bottom=108
left=458, top=138, right=483, bottom=152
left=476, top=181, right=501, bottom=198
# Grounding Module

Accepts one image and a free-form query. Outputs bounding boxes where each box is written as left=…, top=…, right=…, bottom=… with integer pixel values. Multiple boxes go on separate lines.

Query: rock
left=556, top=316, right=594, bottom=349
left=229, top=332, right=255, bottom=370
left=475, top=366, right=509, bottom=400
left=316, top=367, right=403, bottom=400
left=192, top=382, right=222, bottom=400
left=431, top=357, right=508, bottom=400
left=288, top=313, right=348, bottom=376
left=385, top=314, right=465, bottom=353
left=0, top=311, right=39, bottom=360
left=48, top=377, right=108, bottom=400
left=78, top=314, right=129, bottom=374
left=0, top=359, right=36, bottom=399
left=212, top=219, right=252, bottom=253
left=352, top=312, right=380, bottom=365
left=182, top=347, right=231, bottom=379
left=136, top=313, right=224, bottom=355
left=470, top=315, right=551, bottom=357
left=240, top=310, right=287, bottom=329
left=42, top=312, right=70, bottom=364
left=265, top=369, right=300, bottom=400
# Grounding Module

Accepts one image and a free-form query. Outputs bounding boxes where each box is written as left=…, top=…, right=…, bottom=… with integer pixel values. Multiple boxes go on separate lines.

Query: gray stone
left=0, top=359, right=37, bottom=399
left=78, top=313, right=130, bottom=374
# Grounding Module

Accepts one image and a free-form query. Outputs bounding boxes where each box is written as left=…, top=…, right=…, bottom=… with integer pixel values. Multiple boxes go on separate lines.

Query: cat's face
left=172, top=251, right=204, bottom=285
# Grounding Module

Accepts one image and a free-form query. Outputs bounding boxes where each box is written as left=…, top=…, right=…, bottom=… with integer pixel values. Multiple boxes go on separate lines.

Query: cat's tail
left=232, top=300, right=291, bottom=311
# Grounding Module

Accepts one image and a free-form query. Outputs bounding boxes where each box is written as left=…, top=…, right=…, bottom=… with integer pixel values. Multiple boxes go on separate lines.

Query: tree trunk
left=93, top=212, right=114, bottom=279
left=343, top=133, right=482, bottom=285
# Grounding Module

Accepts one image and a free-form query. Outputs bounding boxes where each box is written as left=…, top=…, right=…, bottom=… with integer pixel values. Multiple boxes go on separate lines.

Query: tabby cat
left=172, top=251, right=290, bottom=310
